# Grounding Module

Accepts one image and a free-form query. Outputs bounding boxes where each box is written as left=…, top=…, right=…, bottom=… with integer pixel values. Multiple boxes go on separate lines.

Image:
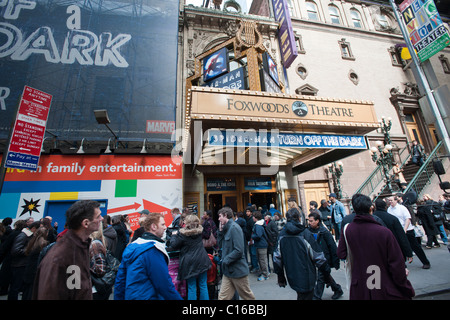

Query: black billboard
left=0, top=0, right=179, bottom=143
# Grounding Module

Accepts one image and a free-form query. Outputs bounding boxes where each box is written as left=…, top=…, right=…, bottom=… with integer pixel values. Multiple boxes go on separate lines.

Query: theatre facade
left=179, top=0, right=450, bottom=218
left=179, top=5, right=381, bottom=218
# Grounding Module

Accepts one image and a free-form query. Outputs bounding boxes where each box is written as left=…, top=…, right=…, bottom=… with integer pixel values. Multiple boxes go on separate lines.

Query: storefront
left=182, top=86, right=379, bottom=216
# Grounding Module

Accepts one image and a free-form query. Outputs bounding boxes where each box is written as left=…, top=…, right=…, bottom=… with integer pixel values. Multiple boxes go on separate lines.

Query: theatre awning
left=184, top=87, right=380, bottom=174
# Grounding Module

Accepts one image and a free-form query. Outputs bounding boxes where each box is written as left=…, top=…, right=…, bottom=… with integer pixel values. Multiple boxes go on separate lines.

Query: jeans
left=249, top=244, right=259, bottom=271
left=186, top=271, right=209, bottom=300
left=438, top=225, right=448, bottom=244
left=412, top=156, right=424, bottom=167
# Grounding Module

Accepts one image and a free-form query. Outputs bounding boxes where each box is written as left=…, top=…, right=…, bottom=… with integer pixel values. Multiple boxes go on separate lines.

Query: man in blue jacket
left=114, top=212, right=182, bottom=300
left=329, top=193, right=346, bottom=241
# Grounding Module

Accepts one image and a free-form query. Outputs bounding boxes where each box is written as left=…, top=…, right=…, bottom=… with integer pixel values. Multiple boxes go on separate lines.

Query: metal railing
left=354, top=143, right=411, bottom=197
left=403, top=141, right=445, bottom=198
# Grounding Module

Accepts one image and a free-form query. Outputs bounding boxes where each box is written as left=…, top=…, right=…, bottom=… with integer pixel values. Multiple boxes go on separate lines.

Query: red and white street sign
left=8, top=86, right=52, bottom=157
left=5, top=86, right=52, bottom=171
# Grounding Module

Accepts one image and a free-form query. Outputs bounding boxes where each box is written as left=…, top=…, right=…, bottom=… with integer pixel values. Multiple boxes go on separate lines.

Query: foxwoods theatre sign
left=208, top=130, right=368, bottom=150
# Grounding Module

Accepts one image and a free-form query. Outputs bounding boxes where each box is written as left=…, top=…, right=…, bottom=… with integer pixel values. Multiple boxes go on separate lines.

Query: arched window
left=328, top=5, right=341, bottom=25
left=376, top=13, right=390, bottom=28
left=350, top=9, right=363, bottom=28
left=306, top=1, right=319, bottom=21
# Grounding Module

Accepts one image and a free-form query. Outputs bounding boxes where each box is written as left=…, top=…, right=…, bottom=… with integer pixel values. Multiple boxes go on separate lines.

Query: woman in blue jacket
left=114, top=213, right=182, bottom=300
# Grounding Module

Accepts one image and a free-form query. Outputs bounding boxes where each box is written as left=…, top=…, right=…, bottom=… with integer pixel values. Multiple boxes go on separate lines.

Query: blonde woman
left=169, top=214, right=212, bottom=300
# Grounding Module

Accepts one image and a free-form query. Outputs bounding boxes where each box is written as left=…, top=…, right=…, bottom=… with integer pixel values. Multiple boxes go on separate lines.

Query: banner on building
left=0, top=0, right=179, bottom=143
left=271, top=0, right=298, bottom=68
left=399, top=0, right=450, bottom=62
left=0, top=154, right=182, bottom=228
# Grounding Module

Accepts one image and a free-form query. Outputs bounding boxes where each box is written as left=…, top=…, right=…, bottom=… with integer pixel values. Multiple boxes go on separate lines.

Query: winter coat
left=32, top=229, right=93, bottom=300
left=273, top=220, right=330, bottom=293
left=251, top=220, right=269, bottom=248
left=417, top=203, right=439, bottom=237
left=308, top=224, right=339, bottom=269
left=217, top=219, right=249, bottom=279
left=169, top=225, right=212, bottom=280
left=103, top=225, right=118, bottom=254
left=114, top=232, right=182, bottom=300
left=373, top=209, right=413, bottom=259
left=337, top=215, right=415, bottom=300
left=10, top=228, right=33, bottom=268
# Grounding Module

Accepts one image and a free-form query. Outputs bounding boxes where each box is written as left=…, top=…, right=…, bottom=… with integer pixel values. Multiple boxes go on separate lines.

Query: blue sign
left=5, top=152, right=40, bottom=171
left=203, top=67, right=245, bottom=90
left=244, top=177, right=272, bottom=190
left=208, top=130, right=368, bottom=150
left=202, top=47, right=229, bottom=82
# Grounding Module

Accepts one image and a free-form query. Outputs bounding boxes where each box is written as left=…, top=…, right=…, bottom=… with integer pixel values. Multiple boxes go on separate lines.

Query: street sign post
left=5, top=86, right=52, bottom=171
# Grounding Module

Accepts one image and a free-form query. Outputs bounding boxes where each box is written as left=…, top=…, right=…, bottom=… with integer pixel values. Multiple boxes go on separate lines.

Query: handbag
left=413, top=225, right=424, bottom=238
left=342, top=223, right=352, bottom=291
left=91, top=250, right=120, bottom=296
left=203, top=231, right=217, bottom=248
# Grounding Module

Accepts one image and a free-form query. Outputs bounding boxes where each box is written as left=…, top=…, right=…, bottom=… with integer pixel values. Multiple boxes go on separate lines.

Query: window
left=338, top=38, right=355, bottom=60
left=294, top=32, right=306, bottom=54
left=349, top=69, right=359, bottom=85
left=287, top=0, right=295, bottom=17
left=439, top=54, right=450, bottom=74
left=350, top=9, right=363, bottom=28
left=296, top=63, right=308, bottom=80
left=306, top=1, right=319, bottom=21
left=388, top=46, right=404, bottom=67
left=328, top=5, right=341, bottom=25
left=376, top=14, right=389, bottom=28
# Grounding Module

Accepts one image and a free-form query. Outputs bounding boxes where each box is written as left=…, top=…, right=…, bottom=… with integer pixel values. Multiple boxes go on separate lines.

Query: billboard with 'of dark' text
left=0, top=0, right=179, bottom=142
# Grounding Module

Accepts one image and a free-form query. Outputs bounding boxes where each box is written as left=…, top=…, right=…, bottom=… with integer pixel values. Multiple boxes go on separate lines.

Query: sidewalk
left=1, top=240, right=448, bottom=301
left=248, top=239, right=450, bottom=300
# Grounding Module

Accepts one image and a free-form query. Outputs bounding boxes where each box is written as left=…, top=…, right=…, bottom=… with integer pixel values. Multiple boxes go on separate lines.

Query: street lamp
left=379, top=116, right=392, bottom=146
left=327, top=161, right=344, bottom=199
left=370, top=140, right=394, bottom=194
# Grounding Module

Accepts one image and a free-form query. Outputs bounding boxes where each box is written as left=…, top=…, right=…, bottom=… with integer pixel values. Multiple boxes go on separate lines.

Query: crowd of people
left=0, top=191, right=448, bottom=300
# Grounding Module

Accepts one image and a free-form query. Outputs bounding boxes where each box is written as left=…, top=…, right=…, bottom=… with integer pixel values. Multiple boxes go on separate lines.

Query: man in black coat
left=308, top=211, right=343, bottom=300
left=273, top=209, right=331, bottom=300
left=373, top=198, right=413, bottom=263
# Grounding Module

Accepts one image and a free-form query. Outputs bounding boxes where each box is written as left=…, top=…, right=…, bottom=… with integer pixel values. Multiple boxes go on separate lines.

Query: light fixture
left=77, top=138, right=86, bottom=154
left=94, top=109, right=110, bottom=124
left=94, top=109, right=125, bottom=148
left=104, top=138, right=113, bottom=154
left=41, top=137, right=48, bottom=153
left=140, top=139, right=147, bottom=154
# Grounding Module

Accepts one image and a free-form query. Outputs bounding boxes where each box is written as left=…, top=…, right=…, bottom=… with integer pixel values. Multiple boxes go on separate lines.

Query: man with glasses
left=387, top=196, right=430, bottom=269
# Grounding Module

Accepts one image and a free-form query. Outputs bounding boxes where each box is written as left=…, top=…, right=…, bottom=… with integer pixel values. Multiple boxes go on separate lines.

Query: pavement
left=1, top=237, right=448, bottom=301
left=246, top=238, right=450, bottom=300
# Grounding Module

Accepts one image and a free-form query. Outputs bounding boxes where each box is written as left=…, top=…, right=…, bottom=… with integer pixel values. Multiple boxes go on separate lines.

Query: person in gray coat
left=217, top=206, right=255, bottom=300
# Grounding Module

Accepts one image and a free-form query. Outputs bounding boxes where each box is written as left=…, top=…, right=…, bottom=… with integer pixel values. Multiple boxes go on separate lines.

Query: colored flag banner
left=399, top=0, right=450, bottom=62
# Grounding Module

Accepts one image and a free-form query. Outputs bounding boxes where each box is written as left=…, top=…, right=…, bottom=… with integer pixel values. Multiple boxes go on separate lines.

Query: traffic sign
left=5, top=86, right=52, bottom=171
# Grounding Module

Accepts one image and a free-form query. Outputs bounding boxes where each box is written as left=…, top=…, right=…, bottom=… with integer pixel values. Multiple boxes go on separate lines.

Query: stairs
left=376, top=141, right=446, bottom=200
